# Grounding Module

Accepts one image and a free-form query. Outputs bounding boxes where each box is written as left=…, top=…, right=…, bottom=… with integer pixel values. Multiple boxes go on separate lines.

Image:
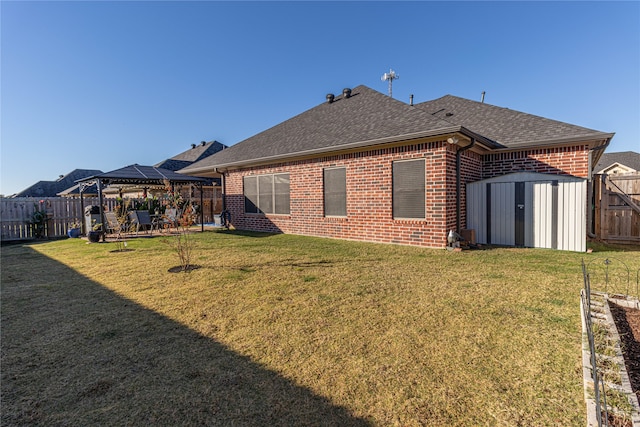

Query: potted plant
left=87, top=220, right=102, bottom=243
left=67, top=220, right=82, bottom=238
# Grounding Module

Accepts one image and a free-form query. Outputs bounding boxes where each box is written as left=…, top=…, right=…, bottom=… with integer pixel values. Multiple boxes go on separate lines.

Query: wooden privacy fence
left=1, top=192, right=223, bottom=242
left=0, top=197, right=116, bottom=241
left=594, top=174, right=640, bottom=244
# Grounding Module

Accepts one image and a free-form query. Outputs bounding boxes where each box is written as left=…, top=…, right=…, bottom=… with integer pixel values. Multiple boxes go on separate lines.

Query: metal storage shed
left=466, top=172, right=587, bottom=252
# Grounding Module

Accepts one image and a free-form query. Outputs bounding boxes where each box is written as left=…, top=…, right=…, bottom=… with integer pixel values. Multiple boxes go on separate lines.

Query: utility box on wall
left=466, top=172, right=587, bottom=252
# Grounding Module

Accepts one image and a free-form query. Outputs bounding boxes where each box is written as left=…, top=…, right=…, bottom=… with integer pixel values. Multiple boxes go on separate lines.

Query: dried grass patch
left=2, top=233, right=639, bottom=425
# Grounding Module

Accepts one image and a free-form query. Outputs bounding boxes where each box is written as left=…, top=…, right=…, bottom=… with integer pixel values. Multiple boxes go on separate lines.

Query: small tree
left=113, top=198, right=133, bottom=252
left=162, top=180, right=198, bottom=272
left=170, top=206, right=197, bottom=271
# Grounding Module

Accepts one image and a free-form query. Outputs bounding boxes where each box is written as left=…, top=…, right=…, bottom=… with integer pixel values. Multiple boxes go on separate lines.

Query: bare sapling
left=162, top=181, right=198, bottom=272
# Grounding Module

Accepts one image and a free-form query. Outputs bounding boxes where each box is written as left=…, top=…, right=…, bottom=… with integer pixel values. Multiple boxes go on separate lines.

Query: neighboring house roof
left=181, top=85, right=614, bottom=174
left=14, top=169, right=103, bottom=197
left=414, top=95, right=614, bottom=149
left=155, top=140, right=226, bottom=171
left=57, top=183, right=98, bottom=197
left=593, top=151, right=640, bottom=174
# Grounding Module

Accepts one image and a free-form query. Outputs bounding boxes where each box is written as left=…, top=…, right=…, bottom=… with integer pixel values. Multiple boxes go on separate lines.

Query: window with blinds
left=244, top=176, right=259, bottom=214
left=243, top=173, right=290, bottom=214
left=273, top=174, right=290, bottom=215
left=258, top=175, right=273, bottom=214
left=324, top=167, right=347, bottom=217
left=393, top=159, right=425, bottom=219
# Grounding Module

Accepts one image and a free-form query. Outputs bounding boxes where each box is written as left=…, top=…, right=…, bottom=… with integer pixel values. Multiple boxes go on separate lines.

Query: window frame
left=243, top=173, right=290, bottom=215
left=323, top=167, right=347, bottom=217
left=392, top=158, right=426, bottom=220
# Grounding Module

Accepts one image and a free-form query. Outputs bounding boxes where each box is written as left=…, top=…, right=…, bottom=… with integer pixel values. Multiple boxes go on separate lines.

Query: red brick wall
left=225, top=141, right=464, bottom=248
left=458, top=151, right=483, bottom=231
left=224, top=142, right=588, bottom=248
left=481, top=145, right=590, bottom=179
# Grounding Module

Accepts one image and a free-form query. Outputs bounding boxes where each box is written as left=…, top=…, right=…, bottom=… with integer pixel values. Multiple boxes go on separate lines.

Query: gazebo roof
left=77, top=164, right=207, bottom=187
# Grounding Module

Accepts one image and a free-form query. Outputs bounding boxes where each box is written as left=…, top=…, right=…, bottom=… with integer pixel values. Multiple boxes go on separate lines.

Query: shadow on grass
left=587, top=240, right=640, bottom=253
left=1, top=246, right=370, bottom=426
left=213, top=229, right=279, bottom=238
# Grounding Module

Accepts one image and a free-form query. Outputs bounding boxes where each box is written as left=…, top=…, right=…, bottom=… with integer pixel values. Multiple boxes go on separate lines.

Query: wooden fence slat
left=0, top=197, right=114, bottom=241
left=595, top=173, right=640, bottom=244
left=1, top=192, right=221, bottom=241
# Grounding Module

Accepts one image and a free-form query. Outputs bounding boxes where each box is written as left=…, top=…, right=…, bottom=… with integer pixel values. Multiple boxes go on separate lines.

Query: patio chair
left=160, top=208, right=180, bottom=231
left=104, top=211, right=123, bottom=239
left=129, top=210, right=157, bottom=235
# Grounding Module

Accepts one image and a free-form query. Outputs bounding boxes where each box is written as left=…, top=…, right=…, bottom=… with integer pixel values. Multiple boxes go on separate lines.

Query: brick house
left=182, top=85, right=613, bottom=250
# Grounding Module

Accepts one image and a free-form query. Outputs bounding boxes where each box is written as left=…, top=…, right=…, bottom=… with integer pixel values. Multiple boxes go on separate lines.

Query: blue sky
left=1, top=1, right=638, bottom=195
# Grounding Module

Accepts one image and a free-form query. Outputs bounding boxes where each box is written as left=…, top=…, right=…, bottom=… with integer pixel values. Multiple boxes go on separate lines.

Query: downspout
left=217, top=168, right=226, bottom=212
left=218, top=168, right=229, bottom=228
left=455, top=138, right=476, bottom=233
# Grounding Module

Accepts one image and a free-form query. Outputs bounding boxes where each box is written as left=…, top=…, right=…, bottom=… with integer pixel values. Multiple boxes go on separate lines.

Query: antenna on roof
left=381, top=69, right=399, bottom=98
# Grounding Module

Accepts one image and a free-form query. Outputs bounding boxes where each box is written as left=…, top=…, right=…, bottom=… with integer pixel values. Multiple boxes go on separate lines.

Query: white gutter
left=491, top=133, right=614, bottom=151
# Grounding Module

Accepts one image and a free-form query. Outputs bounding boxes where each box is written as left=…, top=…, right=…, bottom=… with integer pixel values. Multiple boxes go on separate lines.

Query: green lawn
left=2, top=231, right=638, bottom=426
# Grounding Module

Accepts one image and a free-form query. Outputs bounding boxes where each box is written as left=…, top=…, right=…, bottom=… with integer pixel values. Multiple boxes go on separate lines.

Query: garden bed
left=610, top=301, right=640, bottom=405
left=583, top=293, right=640, bottom=427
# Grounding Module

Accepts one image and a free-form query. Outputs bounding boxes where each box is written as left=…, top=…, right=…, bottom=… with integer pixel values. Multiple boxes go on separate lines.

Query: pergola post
left=199, top=183, right=204, bottom=232
left=97, top=179, right=106, bottom=242
left=80, top=186, right=86, bottom=235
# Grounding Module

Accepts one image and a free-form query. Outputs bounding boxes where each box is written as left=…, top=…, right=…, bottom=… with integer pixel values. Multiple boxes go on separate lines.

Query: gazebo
left=76, top=164, right=208, bottom=240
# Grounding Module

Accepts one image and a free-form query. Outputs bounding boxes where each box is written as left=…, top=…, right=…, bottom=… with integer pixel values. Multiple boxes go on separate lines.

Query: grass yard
left=2, top=231, right=639, bottom=426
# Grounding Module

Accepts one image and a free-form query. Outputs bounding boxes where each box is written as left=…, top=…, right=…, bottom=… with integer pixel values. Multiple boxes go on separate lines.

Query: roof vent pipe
left=481, top=91, right=486, bottom=103
left=410, top=94, right=414, bottom=106
left=201, top=141, right=206, bottom=146
left=191, top=143, right=196, bottom=149
left=342, top=88, right=351, bottom=98
left=326, top=93, right=335, bottom=104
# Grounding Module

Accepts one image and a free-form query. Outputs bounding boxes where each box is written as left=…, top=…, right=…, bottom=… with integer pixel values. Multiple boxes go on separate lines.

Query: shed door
left=515, top=182, right=525, bottom=246
left=488, top=182, right=515, bottom=246
left=489, top=181, right=547, bottom=248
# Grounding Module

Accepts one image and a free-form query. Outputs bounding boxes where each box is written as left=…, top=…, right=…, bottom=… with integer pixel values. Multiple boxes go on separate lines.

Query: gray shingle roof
left=414, top=95, right=613, bottom=147
left=181, top=86, right=463, bottom=172
left=181, top=86, right=614, bottom=173
left=154, top=159, right=193, bottom=172
left=594, top=151, right=640, bottom=173
left=154, top=141, right=226, bottom=170
left=15, top=169, right=103, bottom=197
